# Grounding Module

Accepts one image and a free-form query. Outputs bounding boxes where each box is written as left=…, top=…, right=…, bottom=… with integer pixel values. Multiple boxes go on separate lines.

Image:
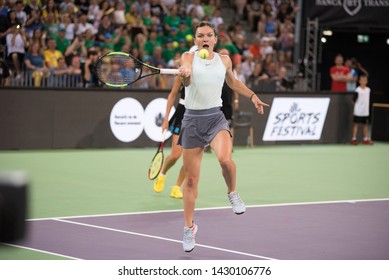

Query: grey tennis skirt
left=178, top=107, right=232, bottom=149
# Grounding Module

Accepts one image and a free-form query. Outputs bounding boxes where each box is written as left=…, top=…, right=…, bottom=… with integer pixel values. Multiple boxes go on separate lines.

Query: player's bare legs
left=210, top=130, right=236, bottom=193
left=182, top=147, right=203, bottom=227
left=162, top=134, right=182, bottom=174
left=211, top=130, right=245, bottom=214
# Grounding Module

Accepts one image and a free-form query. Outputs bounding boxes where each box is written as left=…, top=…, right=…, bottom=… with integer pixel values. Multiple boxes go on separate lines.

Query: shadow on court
left=6, top=200, right=389, bottom=260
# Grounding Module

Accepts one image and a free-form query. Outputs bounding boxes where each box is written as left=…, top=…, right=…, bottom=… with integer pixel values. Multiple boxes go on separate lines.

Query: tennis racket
left=95, top=52, right=179, bottom=87
left=147, top=133, right=166, bottom=180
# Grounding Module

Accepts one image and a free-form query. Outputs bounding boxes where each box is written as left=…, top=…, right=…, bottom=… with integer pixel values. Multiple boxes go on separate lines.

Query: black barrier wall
left=0, top=88, right=355, bottom=150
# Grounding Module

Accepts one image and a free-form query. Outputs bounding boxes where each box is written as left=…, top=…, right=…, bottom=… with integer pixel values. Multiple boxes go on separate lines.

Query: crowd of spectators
left=0, top=0, right=300, bottom=90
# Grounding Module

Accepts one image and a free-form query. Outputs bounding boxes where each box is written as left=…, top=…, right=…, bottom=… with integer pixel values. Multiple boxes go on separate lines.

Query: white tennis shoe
left=183, top=223, right=198, bottom=252
left=228, top=191, right=246, bottom=214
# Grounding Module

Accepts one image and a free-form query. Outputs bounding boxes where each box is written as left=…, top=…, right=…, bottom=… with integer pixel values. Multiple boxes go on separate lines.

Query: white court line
left=2, top=243, right=80, bottom=260
left=53, top=219, right=275, bottom=260
left=28, top=197, right=389, bottom=221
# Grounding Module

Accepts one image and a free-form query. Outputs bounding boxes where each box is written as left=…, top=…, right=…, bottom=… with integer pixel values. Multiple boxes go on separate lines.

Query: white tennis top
left=185, top=52, right=226, bottom=110
left=354, top=86, right=370, bottom=116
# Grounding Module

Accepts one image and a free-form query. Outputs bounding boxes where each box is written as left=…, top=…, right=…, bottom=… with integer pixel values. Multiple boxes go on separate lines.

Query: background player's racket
left=148, top=133, right=166, bottom=180
left=95, top=52, right=179, bottom=87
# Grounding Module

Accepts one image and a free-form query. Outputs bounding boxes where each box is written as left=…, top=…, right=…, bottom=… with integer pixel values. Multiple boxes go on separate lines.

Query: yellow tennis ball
left=185, top=34, right=193, bottom=42
left=172, top=41, right=179, bottom=48
left=198, top=49, right=209, bottom=59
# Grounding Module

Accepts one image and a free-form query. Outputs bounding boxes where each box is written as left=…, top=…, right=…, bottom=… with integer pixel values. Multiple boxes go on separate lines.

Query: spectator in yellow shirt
left=44, top=38, right=63, bottom=69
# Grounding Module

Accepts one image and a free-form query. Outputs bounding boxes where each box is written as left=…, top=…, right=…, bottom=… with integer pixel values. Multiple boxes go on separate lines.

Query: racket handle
left=160, top=69, right=180, bottom=75
left=161, top=130, right=166, bottom=142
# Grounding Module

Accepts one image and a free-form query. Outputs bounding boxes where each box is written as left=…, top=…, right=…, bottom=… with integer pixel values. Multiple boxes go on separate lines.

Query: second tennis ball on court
left=198, top=49, right=209, bottom=59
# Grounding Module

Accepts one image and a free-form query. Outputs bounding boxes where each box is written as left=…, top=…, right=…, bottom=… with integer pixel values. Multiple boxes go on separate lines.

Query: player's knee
left=185, top=176, right=198, bottom=189
left=218, top=157, right=232, bottom=169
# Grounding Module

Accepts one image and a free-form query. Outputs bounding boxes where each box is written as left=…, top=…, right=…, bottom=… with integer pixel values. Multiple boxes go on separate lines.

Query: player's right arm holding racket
left=178, top=51, right=193, bottom=87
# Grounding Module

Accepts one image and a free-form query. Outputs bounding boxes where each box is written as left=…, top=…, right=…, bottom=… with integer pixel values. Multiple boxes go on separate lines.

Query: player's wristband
left=250, top=93, right=256, bottom=101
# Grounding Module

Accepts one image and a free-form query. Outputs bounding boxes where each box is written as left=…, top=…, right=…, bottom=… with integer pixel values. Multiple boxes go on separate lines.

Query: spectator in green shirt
left=112, top=26, right=132, bottom=52
left=82, top=28, right=96, bottom=49
left=141, top=7, right=153, bottom=30
left=55, top=26, right=70, bottom=55
left=124, top=0, right=138, bottom=14
left=162, top=38, right=176, bottom=63
left=177, top=20, right=191, bottom=41
left=163, top=4, right=181, bottom=31
left=176, top=38, right=189, bottom=53
left=216, top=32, right=242, bottom=65
left=165, top=26, right=180, bottom=44
left=44, top=12, right=59, bottom=40
left=144, top=30, right=161, bottom=56
left=155, top=25, right=165, bottom=44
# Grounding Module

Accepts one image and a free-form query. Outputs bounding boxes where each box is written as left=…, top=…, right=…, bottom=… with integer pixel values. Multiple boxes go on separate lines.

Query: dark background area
left=318, top=29, right=389, bottom=103
left=301, top=2, right=389, bottom=103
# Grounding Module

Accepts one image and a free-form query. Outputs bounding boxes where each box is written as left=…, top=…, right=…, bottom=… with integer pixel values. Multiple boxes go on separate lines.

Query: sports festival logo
left=263, top=98, right=330, bottom=141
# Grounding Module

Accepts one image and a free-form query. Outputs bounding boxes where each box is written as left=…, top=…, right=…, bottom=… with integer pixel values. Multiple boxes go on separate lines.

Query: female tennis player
left=178, top=21, right=269, bottom=252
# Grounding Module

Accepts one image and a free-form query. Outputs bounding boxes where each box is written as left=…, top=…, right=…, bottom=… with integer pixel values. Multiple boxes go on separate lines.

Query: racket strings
left=96, top=55, right=143, bottom=86
left=149, top=152, right=164, bottom=180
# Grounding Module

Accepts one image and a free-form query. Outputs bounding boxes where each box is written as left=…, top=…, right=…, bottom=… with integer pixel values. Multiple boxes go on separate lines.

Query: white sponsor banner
left=110, top=98, right=144, bottom=143
left=110, top=98, right=175, bottom=143
left=144, top=98, right=175, bottom=142
left=263, top=98, right=330, bottom=141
